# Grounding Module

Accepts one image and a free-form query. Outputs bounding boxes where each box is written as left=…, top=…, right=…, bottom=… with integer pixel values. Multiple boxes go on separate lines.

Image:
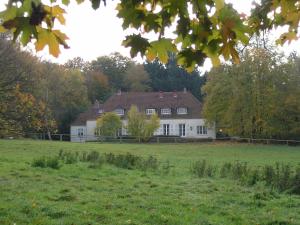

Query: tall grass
left=191, top=160, right=300, bottom=194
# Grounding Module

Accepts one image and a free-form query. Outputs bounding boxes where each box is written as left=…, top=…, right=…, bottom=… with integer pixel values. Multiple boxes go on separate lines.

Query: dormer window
left=114, top=108, right=124, bottom=116
left=161, top=108, right=171, bottom=115
left=146, top=108, right=156, bottom=115
left=177, top=107, right=187, bottom=115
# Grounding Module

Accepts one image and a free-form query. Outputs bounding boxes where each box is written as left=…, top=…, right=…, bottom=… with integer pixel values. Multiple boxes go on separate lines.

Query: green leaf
left=122, top=34, right=150, bottom=57
left=62, top=0, right=70, bottom=6
left=35, top=28, right=60, bottom=57
left=146, top=39, right=177, bottom=64
left=0, top=25, right=6, bottom=33
left=0, top=6, right=18, bottom=21
left=215, top=0, right=224, bottom=11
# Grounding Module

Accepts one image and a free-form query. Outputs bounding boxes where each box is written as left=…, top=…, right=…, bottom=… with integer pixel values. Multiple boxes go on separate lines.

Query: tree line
left=203, top=46, right=300, bottom=140
left=0, top=35, right=206, bottom=137
left=1, top=33, right=299, bottom=140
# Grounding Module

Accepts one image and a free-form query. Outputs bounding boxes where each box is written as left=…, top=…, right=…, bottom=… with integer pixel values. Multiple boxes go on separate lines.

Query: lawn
left=0, top=140, right=299, bottom=225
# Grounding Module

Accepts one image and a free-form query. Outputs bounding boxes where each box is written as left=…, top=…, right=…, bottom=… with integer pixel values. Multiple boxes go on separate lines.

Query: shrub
left=232, top=161, right=249, bottom=180
left=46, top=157, right=61, bottom=169
left=88, top=157, right=105, bottom=169
left=142, top=155, right=159, bottom=171
left=161, top=160, right=172, bottom=175
left=291, top=166, right=300, bottom=194
left=104, top=152, right=160, bottom=172
left=32, top=156, right=60, bottom=169
left=247, top=168, right=261, bottom=186
left=86, top=151, right=100, bottom=162
left=57, top=150, right=78, bottom=164
left=32, top=157, right=46, bottom=168
left=191, top=160, right=208, bottom=178
left=220, top=162, right=232, bottom=178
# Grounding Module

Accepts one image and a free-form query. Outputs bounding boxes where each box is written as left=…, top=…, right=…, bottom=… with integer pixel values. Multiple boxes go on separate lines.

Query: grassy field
left=0, top=140, right=299, bottom=225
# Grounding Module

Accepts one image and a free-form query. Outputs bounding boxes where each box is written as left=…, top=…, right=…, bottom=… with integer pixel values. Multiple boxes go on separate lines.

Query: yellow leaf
left=0, top=25, right=6, bottom=33
left=145, top=48, right=156, bottom=61
left=35, top=28, right=60, bottom=57
left=278, top=32, right=298, bottom=45
left=35, top=28, right=49, bottom=51
left=44, top=5, right=66, bottom=25
left=229, top=45, right=240, bottom=64
left=48, top=32, right=60, bottom=57
left=221, top=42, right=230, bottom=60
left=210, top=55, right=221, bottom=67
left=215, top=0, right=224, bottom=11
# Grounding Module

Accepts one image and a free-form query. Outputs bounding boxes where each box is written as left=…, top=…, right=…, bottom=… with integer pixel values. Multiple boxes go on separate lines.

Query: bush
left=32, top=156, right=60, bottom=169
left=88, top=157, right=105, bottom=169
left=57, top=150, right=78, bottom=164
left=191, top=160, right=216, bottom=178
left=86, top=151, right=100, bottom=162
left=104, top=152, right=160, bottom=172
left=46, top=157, right=61, bottom=169
left=220, top=162, right=232, bottom=178
left=32, top=157, right=46, bottom=168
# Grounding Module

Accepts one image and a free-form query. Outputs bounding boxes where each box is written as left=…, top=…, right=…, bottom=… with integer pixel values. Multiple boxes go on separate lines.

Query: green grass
left=0, top=140, right=299, bottom=225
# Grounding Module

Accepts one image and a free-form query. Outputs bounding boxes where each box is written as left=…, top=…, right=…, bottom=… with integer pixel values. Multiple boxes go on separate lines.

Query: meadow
left=0, top=140, right=299, bottom=225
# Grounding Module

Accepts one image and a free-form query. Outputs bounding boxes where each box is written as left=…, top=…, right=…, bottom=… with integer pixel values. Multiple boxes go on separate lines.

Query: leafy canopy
left=127, top=105, right=160, bottom=142
left=0, top=0, right=299, bottom=70
left=95, top=112, right=122, bottom=137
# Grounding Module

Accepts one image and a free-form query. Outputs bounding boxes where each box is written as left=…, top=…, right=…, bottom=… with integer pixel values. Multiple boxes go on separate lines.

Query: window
left=114, top=108, right=124, bottom=116
left=78, top=128, right=84, bottom=137
left=163, top=124, right=170, bottom=136
left=161, top=108, right=171, bottom=115
left=146, top=108, right=156, bottom=115
left=177, top=107, right=187, bottom=115
left=179, top=124, right=186, bottom=137
left=98, top=109, right=104, bottom=114
left=197, top=126, right=207, bottom=135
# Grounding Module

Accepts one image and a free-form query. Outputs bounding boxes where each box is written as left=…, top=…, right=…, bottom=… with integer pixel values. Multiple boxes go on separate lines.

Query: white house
left=70, top=90, right=216, bottom=142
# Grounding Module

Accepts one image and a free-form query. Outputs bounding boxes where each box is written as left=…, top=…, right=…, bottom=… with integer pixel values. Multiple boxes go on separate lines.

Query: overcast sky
left=1, top=0, right=299, bottom=71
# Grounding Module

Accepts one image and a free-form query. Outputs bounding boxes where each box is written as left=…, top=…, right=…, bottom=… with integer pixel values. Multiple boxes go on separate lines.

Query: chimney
left=173, top=92, right=178, bottom=98
left=159, top=91, right=163, bottom=98
left=117, top=90, right=122, bottom=96
left=183, top=87, right=187, bottom=93
left=94, top=100, right=100, bottom=108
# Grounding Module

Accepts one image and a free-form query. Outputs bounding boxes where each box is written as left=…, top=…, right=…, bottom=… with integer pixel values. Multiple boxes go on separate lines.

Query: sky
left=1, top=0, right=299, bottom=72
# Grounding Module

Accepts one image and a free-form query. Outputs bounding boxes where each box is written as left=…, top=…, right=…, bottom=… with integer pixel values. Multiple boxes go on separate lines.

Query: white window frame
left=163, top=124, right=170, bottom=136
left=114, top=108, right=125, bottom=116
left=179, top=124, right=186, bottom=137
left=161, top=108, right=171, bottom=115
left=146, top=108, right=156, bottom=115
left=78, top=128, right=84, bottom=137
left=177, top=107, right=187, bottom=115
left=197, top=125, right=207, bottom=135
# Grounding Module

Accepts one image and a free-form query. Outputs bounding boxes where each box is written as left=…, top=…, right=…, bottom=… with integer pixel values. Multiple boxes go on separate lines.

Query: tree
left=90, top=52, right=132, bottom=91
left=64, top=57, right=90, bottom=72
left=85, top=70, right=110, bottom=102
left=95, top=112, right=122, bottom=137
left=39, top=62, right=89, bottom=133
left=124, top=63, right=151, bottom=92
left=203, top=47, right=300, bottom=139
left=144, top=54, right=206, bottom=101
left=1, top=0, right=299, bottom=70
left=127, top=105, right=160, bottom=142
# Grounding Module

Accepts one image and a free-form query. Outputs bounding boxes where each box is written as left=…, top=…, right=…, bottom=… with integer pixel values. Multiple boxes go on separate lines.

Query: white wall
left=86, top=120, right=98, bottom=141
left=71, top=119, right=216, bottom=142
left=155, top=119, right=216, bottom=139
left=70, top=126, right=87, bottom=142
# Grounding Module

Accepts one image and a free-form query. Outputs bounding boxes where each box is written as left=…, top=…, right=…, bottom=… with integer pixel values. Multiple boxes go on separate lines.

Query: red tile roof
left=71, top=91, right=203, bottom=125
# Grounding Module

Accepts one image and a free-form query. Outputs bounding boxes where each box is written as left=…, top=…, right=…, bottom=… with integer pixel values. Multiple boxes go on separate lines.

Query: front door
left=163, top=124, right=170, bottom=136
left=179, top=124, right=185, bottom=137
